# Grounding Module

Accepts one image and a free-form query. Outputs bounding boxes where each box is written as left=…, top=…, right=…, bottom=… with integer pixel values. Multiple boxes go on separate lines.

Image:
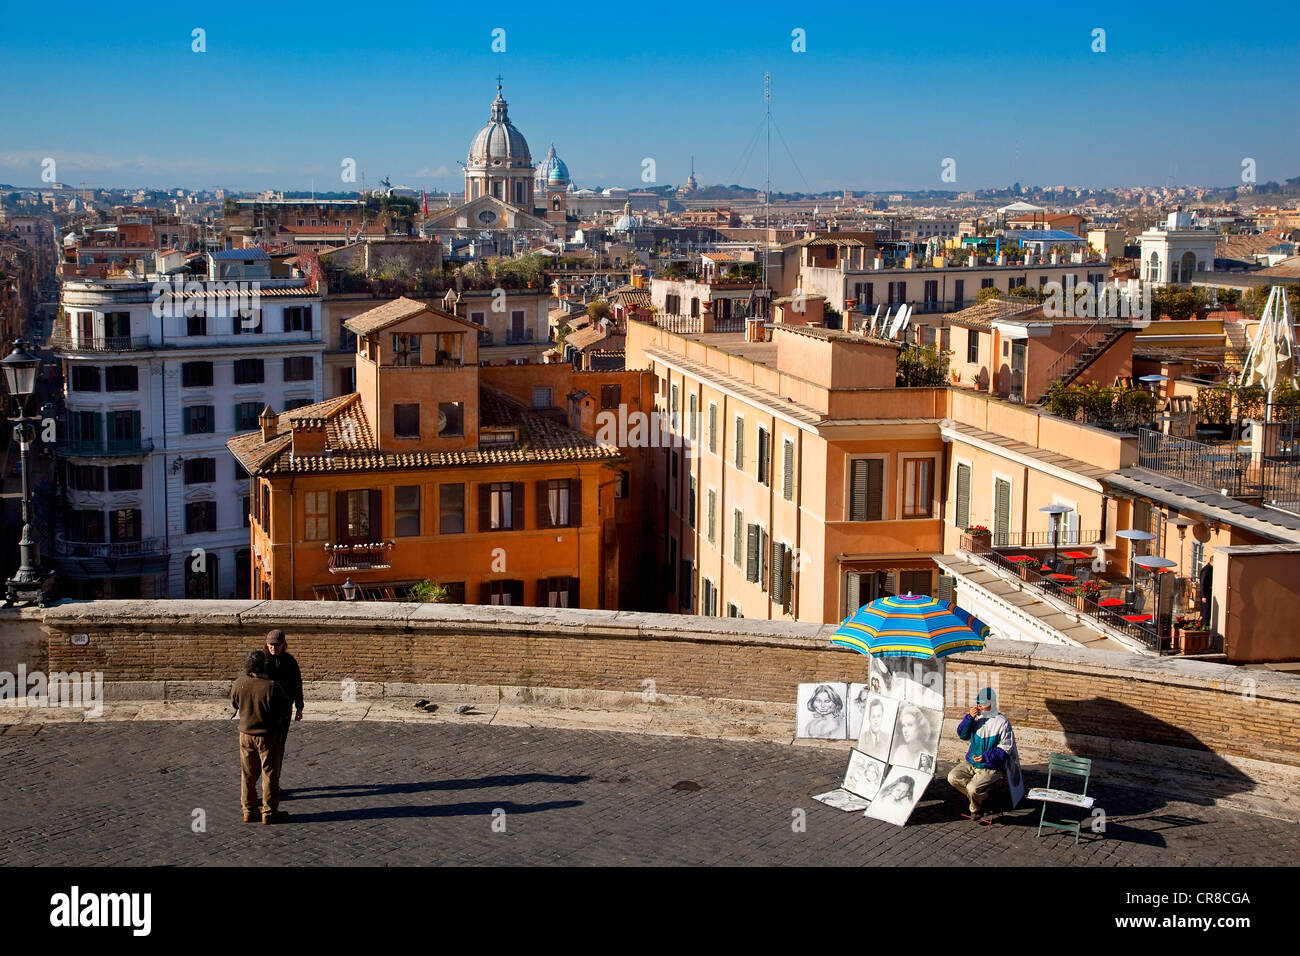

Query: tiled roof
left=343, top=296, right=480, bottom=336
left=611, top=286, right=652, bottom=308
left=946, top=297, right=1042, bottom=330
left=946, top=421, right=1111, bottom=484
left=774, top=323, right=900, bottom=349
left=1217, top=235, right=1282, bottom=260
left=1108, top=468, right=1300, bottom=544
left=226, top=389, right=621, bottom=476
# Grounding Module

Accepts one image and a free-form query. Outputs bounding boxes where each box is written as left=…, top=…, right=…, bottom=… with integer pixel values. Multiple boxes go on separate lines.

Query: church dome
left=468, top=83, right=532, bottom=169
left=536, top=143, right=569, bottom=193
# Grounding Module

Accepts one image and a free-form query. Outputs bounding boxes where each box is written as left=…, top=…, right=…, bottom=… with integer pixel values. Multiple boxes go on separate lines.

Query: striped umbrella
left=832, top=593, right=989, bottom=659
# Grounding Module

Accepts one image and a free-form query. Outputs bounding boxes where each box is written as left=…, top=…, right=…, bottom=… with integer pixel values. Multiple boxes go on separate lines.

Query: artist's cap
left=265, top=629, right=286, bottom=645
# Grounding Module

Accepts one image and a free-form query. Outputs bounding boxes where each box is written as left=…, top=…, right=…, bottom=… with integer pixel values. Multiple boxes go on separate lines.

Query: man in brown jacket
left=231, top=650, right=292, bottom=824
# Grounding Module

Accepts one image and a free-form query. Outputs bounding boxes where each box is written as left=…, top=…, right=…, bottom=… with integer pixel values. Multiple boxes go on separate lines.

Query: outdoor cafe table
left=1006, top=555, right=1037, bottom=563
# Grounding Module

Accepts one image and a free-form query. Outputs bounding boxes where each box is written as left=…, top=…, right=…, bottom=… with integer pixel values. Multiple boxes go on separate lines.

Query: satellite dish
left=437, top=408, right=448, bottom=434
left=1192, top=522, right=1211, bottom=543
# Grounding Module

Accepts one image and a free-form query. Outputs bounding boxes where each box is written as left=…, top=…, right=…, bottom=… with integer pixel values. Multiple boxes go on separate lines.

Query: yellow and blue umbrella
left=832, top=593, right=989, bottom=659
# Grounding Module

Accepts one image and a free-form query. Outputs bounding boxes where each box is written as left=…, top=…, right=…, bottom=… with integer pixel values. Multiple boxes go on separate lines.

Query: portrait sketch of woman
left=796, top=682, right=848, bottom=739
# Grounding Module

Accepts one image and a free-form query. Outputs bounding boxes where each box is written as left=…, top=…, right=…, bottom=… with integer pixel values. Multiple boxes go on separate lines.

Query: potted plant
left=966, top=524, right=992, bottom=551
left=1067, top=579, right=1103, bottom=611
left=1174, top=614, right=1213, bottom=654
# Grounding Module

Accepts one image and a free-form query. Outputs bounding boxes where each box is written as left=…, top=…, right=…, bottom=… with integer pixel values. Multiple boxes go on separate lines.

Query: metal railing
left=326, top=541, right=394, bottom=572
left=505, top=329, right=536, bottom=344
left=55, top=537, right=166, bottom=558
left=977, top=529, right=1102, bottom=549
left=49, top=330, right=151, bottom=352
left=1261, top=458, right=1300, bottom=516
left=960, top=534, right=1162, bottom=651
left=1138, top=429, right=1261, bottom=497
left=61, top=436, right=154, bottom=457
left=1041, top=319, right=1112, bottom=392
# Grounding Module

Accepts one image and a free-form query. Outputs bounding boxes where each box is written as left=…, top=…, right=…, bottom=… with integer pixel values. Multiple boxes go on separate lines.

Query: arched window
left=1147, top=251, right=1161, bottom=282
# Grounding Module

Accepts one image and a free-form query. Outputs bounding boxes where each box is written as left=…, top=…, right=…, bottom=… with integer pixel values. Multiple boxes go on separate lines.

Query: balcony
left=326, top=541, right=394, bottom=572
left=1138, top=429, right=1263, bottom=498
left=959, top=534, right=1163, bottom=652
left=49, top=330, right=151, bottom=353
left=505, top=329, right=536, bottom=345
left=54, top=537, right=166, bottom=559
left=62, top=436, right=154, bottom=457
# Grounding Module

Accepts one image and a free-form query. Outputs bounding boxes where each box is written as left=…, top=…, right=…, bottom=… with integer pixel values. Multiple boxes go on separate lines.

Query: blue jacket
left=957, top=712, right=1012, bottom=771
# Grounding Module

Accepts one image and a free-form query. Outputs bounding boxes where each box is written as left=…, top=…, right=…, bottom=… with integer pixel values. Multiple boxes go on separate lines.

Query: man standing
left=231, top=650, right=292, bottom=824
left=947, top=687, right=1016, bottom=821
left=263, top=629, right=303, bottom=807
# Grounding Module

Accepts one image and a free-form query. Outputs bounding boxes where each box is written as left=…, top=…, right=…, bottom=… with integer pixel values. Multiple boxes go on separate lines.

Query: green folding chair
left=1027, top=753, right=1094, bottom=844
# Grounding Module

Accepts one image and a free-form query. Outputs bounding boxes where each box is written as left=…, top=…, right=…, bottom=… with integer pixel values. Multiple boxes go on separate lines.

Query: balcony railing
left=54, top=536, right=166, bottom=558
left=980, top=529, right=1103, bottom=549
left=49, top=330, right=151, bottom=352
left=960, top=534, right=1162, bottom=652
left=62, top=436, right=154, bottom=457
left=505, top=329, right=536, bottom=344
left=326, top=541, right=394, bottom=572
left=1137, top=429, right=1262, bottom=498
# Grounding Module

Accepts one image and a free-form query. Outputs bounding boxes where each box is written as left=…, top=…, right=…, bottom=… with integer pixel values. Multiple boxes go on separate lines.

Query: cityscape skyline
left=3, top=2, right=1297, bottom=194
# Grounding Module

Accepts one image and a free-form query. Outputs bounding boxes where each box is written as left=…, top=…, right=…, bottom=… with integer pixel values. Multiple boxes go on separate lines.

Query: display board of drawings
left=798, top=654, right=944, bottom=827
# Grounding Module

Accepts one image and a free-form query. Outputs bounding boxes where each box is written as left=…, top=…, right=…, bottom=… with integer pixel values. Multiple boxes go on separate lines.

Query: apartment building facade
left=228, top=298, right=629, bottom=606
left=52, top=251, right=323, bottom=599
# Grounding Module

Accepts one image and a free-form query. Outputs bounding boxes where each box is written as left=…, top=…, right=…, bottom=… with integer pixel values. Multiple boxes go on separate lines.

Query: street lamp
left=1, top=339, right=52, bottom=606
left=1134, top=555, right=1177, bottom=648
left=1039, top=503, right=1073, bottom=571
left=341, top=577, right=358, bottom=601
left=1117, top=528, right=1156, bottom=581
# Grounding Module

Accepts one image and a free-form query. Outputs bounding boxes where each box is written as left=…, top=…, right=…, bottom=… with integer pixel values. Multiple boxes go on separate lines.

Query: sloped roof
left=344, top=296, right=480, bottom=336
left=226, top=389, right=621, bottom=476
left=946, top=297, right=1043, bottom=330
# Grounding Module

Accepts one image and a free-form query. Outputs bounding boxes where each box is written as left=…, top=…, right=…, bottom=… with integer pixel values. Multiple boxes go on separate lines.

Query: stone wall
left=39, top=600, right=1300, bottom=770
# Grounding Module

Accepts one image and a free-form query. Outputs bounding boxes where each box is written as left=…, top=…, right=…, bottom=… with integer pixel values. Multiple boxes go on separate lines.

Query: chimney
left=259, top=405, right=277, bottom=442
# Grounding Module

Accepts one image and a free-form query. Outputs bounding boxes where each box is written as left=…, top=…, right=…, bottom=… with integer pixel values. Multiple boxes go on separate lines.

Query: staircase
left=1035, top=324, right=1130, bottom=405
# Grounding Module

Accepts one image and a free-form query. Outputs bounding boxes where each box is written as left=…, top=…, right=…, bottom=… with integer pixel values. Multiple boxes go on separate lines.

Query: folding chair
left=1028, top=754, right=1094, bottom=844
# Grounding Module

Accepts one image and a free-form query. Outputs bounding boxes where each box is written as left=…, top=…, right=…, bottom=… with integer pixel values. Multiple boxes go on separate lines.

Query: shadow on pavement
left=286, top=799, right=583, bottom=823
left=1045, top=696, right=1255, bottom=815
left=284, top=773, right=590, bottom=800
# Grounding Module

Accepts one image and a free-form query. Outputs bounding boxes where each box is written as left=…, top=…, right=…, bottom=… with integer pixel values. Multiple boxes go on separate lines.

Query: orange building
left=227, top=297, right=627, bottom=605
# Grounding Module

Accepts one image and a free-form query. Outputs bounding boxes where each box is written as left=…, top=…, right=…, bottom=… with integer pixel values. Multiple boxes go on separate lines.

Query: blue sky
left=2, top=1, right=1296, bottom=194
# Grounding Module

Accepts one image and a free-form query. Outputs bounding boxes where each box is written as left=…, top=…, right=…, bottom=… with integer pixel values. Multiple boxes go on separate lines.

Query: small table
left=1122, top=614, right=1154, bottom=623
left=1049, top=573, right=1077, bottom=582
left=1005, top=555, right=1037, bottom=563
left=1097, top=598, right=1127, bottom=608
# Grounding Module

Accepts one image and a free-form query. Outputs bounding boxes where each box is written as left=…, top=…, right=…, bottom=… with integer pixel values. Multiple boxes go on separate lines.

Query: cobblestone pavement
left=2, top=721, right=1297, bottom=866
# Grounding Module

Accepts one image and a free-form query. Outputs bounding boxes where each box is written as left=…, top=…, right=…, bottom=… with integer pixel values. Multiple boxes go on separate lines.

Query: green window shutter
left=956, top=463, right=971, bottom=530
left=783, top=439, right=794, bottom=500
left=746, top=524, right=759, bottom=582
left=782, top=546, right=794, bottom=611
left=994, top=478, right=1011, bottom=546
left=735, top=418, right=744, bottom=470
left=937, top=573, right=956, bottom=605
left=733, top=509, right=743, bottom=566
left=707, top=490, right=716, bottom=544
left=708, top=403, right=717, bottom=453
left=770, top=538, right=783, bottom=606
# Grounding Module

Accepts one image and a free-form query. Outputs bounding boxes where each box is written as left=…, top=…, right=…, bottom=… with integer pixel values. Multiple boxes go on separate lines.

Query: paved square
left=1, top=721, right=1296, bottom=866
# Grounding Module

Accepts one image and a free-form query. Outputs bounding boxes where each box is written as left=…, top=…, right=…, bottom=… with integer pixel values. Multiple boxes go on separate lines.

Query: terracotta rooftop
left=227, top=390, right=621, bottom=476
left=946, top=297, right=1043, bottom=330
left=343, top=296, right=479, bottom=336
